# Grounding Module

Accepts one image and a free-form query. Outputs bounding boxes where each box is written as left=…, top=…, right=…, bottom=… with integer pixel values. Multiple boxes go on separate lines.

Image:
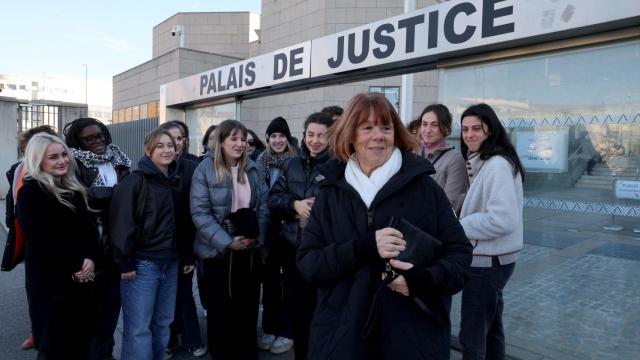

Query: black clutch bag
left=388, top=216, right=442, bottom=267
left=222, top=208, right=260, bottom=239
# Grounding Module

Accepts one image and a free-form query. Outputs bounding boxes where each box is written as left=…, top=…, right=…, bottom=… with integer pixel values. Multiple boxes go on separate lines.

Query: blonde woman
left=16, top=133, right=99, bottom=360
left=191, top=119, right=270, bottom=359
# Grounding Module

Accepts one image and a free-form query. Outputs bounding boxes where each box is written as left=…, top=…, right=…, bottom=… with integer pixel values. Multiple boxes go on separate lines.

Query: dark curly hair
left=63, top=117, right=112, bottom=150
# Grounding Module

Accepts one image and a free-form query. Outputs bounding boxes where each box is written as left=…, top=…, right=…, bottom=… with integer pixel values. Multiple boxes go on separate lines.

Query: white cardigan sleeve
left=460, top=157, right=521, bottom=241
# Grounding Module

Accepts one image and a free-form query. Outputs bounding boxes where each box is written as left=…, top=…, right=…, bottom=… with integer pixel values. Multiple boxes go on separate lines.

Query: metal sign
left=165, top=41, right=311, bottom=105
left=163, top=0, right=640, bottom=106
left=615, top=180, right=640, bottom=200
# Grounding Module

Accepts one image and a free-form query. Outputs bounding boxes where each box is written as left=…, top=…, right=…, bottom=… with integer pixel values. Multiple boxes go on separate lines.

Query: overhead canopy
left=163, top=0, right=640, bottom=106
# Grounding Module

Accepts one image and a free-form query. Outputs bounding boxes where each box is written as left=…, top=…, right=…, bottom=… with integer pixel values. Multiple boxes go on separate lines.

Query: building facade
left=113, top=2, right=640, bottom=358
left=0, top=74, right=111, bottom=124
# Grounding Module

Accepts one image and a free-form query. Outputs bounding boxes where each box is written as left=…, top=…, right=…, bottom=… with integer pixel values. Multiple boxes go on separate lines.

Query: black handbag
left=388, top=216, right=442, bottom=267
left=222, top=208, right=260, bottom=239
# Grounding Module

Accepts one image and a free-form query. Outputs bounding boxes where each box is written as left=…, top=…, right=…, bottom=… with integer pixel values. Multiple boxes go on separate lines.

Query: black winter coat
left=1, top=161, right=22, bottom=271
left=16, top=179, right=99, bottom=358
left=75, top=159, right=130, bottom=262
left=297, top=152, right=472, bottom=360
left=110, top=156, right=194, bottom=273
left=269, top=148, right=331, bottom=246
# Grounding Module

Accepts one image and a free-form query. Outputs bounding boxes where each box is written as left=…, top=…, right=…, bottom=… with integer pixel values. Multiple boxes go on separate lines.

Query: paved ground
left=0, top=203, right=460, bottom=359
left=3, top=199, right=638, bottom=359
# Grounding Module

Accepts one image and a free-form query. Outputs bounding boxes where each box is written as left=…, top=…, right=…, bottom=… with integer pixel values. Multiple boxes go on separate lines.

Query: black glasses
left=247, top=140, right=255, bottom=146
left=80, top=132, right=105, bottom=144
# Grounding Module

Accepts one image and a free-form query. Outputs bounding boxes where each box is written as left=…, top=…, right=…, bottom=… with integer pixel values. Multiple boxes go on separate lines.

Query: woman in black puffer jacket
left=297, top=94, right=472, bottom=359
left=268, top=112, right=334, bottom=359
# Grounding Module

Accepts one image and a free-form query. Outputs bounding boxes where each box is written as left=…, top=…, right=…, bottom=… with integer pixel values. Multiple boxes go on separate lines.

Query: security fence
left=107, top=117, right=159, bottom=170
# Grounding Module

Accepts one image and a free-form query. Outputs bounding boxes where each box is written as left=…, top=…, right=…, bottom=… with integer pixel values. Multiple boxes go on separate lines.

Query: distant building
left=0, top=74, right=112, bottom=124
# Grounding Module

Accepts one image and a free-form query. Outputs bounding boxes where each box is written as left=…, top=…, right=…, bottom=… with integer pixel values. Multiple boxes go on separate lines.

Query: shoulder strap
left=134, top=171, right=148, bottom=222
left=430, top=147, right=453, bottom=166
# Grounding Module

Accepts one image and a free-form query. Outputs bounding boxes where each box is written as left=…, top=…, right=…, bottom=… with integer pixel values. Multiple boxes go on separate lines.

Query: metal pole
left=400, top=0, right=416, bottom=125
left=82, top=64, right=88, bottom=105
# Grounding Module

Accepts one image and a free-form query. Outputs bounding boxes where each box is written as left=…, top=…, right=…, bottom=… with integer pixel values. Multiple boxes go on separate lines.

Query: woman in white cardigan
left=458, top=103, right=525, bottom=360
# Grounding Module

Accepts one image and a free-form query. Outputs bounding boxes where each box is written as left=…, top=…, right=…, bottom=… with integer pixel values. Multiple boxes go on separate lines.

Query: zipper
left=280, top=266, right=285, bottom=301
left=227, top=251, right=233, bottom=299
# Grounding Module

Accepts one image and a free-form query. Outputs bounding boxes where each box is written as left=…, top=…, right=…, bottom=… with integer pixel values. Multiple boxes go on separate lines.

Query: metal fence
left=107, top=117, right=159, bottom=170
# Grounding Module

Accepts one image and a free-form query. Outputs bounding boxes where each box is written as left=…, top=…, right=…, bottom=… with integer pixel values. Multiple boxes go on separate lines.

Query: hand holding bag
left=388, top=216, right=442, bottom=267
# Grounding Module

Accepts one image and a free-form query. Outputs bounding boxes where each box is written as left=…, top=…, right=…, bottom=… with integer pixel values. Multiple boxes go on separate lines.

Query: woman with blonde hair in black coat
left=17, top=133, right=99, bottom=360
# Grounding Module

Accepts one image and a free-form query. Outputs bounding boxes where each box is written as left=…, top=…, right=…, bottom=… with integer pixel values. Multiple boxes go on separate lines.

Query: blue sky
left=0, top=0, right=261, bottom=83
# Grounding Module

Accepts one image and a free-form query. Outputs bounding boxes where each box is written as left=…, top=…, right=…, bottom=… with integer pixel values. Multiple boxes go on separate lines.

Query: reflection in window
left=369, top=86, right=400, bottom=112
left=186, top=102, right=237, bottom=156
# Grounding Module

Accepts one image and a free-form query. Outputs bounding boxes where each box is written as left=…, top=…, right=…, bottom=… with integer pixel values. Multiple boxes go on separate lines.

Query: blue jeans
left=459, top=259, right=515, bottom=360
left=120, top=258, right=179, bottom=360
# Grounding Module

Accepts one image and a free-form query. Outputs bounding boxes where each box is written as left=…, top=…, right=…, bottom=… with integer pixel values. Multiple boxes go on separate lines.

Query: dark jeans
left=202, top=250, right=261, bottom=360
left=168, top=270, right=204, bottom=349
left=90, top=260, right=121, bottom=359
left=262, top=243, right=294, bottom=339
left=459, top=259, right=515, bottom=360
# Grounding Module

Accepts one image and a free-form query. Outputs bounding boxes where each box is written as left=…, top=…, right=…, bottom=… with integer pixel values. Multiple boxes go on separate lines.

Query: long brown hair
left=212, top=120, right=249, bottom=185
left=328, top=93, right=419, bottom=162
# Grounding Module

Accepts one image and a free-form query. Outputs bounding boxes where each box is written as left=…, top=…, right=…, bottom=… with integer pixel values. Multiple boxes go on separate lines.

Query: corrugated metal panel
left=107, top=117, right=159, bottom=170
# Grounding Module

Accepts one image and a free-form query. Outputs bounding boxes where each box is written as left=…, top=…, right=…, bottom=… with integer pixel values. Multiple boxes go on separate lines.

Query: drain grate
left=524, top=230, right=583, bottom=249
left=588, top=243, right=640, bottom=261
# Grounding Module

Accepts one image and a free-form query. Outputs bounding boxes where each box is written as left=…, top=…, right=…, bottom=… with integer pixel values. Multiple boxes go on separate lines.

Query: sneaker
left=188, top=345, right=208, bottom=357
left=164, top=347, right=174, bottom=360
left=21, top=335, right=34, bottom=350
left=258, top=333, right=276, bottom=350
left=270, top=337, right=293, bottom=354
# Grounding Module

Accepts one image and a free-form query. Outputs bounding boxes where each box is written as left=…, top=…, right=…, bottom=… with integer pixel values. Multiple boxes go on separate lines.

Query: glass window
left=8, top=84, right=16, bottom=90
left=369, top=86, right=400, bottom=112
left=186, top=102, right=237, bottom=156
left=440, top=40, right=640, bottom=359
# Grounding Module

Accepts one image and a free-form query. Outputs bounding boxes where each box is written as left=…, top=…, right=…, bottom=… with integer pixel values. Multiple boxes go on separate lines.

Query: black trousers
left=290, top=262, right=316, bottom=360
left=261, top=242, right=294, bottom=339
left=89, top=259, right=121, bottom=359
left=202, top=250, right=262, bottom=360
left=168, top=270, right=204, bottom=348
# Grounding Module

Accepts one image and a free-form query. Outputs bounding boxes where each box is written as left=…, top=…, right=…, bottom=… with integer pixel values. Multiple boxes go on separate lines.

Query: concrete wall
left=0, top=100, right=86, bottom=198
left=113, top=49, right=240, bottom=111
left=153, top=12, right=255, bottom=59
left=240, top=0, right=441, bottom=137
left=0, top=99, right=19, bottom=198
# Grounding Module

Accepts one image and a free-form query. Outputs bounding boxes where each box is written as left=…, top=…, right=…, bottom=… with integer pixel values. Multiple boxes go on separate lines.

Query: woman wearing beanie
left=268, top=112, right=334, bottom=359
left=257, top=116, right=297, bottom=354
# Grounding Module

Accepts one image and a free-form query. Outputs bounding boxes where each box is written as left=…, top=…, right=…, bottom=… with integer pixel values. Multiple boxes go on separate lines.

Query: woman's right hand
left=375, top=227, right=406, bottom=259
left=228, top=236, right=254, bottom=251
left=121, top=271, right=136, bottom=280
left=293, top=198, right=314, bottom=219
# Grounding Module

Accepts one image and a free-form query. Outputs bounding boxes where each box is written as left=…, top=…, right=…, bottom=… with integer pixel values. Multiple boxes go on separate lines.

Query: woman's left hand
left=386, top=259, right=414, bottom=296
left=73, top=258, right=95, bottom=282
left=183, top=265, right=195, bottom=274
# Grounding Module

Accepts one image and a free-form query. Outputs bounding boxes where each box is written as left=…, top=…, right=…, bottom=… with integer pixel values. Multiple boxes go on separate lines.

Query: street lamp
left=82, top=64, right=88, bottom=105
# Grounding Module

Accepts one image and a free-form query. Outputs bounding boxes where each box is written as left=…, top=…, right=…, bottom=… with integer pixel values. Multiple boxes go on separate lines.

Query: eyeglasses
left=247, top=140, right=255, bottom=146
left=80, top=133, right=105, bottom=144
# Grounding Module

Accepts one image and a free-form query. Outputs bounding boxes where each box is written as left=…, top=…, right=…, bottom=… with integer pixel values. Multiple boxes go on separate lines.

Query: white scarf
left=345, top=148, right=402, bottom=208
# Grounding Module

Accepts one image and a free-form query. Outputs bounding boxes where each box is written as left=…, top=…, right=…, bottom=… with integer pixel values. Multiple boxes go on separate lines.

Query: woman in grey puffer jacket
left=190, top=120, right=270, bottom=360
